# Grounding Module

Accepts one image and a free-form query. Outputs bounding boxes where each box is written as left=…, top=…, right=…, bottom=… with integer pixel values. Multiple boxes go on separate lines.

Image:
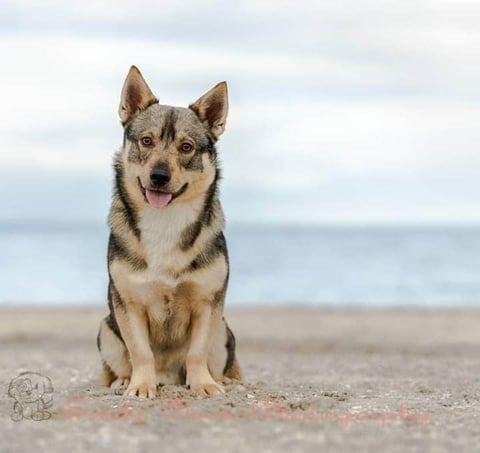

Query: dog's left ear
left=189, top=82, right=228, bottom=139
left=119, top=66, right=158, bottom=125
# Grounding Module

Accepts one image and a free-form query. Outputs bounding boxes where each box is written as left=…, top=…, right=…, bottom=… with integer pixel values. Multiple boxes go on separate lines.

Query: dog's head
left=117, top=66, right=228, bottom=209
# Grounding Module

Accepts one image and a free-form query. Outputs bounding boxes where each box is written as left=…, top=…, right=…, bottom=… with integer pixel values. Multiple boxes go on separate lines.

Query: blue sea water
left=1, top=223, right=480, bottom=306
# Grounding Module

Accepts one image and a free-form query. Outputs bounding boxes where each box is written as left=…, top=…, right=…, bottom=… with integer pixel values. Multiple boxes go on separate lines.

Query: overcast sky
left=1, top=0, right=480, bottom=225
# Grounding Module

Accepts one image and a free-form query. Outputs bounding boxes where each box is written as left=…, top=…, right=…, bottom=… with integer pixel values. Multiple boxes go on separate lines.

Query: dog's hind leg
left=207, top=319, right=242, bottom=385
left=100, top=361, right=115, bottom=386
left=97, top=316, right=132, bottom=389
left=224, top=357, right=242, bottom=382
left=222, top=322, right=242, bottom=383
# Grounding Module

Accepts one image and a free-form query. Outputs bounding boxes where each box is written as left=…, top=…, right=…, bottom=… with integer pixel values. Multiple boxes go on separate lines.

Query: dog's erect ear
left=189, top=82, right=228, bottom=139
left=119, top=66, right=158, bottom=125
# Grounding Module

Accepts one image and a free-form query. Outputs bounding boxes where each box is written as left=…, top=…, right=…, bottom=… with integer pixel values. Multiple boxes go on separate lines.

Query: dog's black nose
left=150, top=165, right=171, bottom=187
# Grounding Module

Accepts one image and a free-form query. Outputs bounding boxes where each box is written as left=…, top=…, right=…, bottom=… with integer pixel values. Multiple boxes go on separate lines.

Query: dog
left=97, top=66, right=241, bottom=398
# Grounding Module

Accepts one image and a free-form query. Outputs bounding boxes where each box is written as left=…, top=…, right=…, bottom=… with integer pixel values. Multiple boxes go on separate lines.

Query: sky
left=1, top=0, right=480, bottom=225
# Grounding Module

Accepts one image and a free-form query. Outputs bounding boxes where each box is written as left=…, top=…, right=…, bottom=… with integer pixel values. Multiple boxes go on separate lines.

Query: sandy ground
left=1, top=306, right=480, bottom=452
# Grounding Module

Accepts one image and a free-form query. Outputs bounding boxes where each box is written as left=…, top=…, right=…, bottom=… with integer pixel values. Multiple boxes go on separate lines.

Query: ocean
left=1, top=224, right=480, bottom=307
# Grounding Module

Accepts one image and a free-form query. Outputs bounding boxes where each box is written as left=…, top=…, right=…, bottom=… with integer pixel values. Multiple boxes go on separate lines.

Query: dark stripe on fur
left=108, top=233, right=147, bottom=271
left=180, top=221, right=203, bottom=251
left=203, top=169, right=220, bottom=226
left=160, top=108, right=177, bottom=144
left=96, top=328, right=101, bottom=351
left=179, top=168, right=221, bottom=250
left=186, top=232, right=227, bottom=272
left=104, top=311, right=125, bottom=345
left=213, top=273, right=228, bottom=307
left=113, top=157, right=141, bottom=239
left=108, top=280, right=125, bottom=310
left=223, top=321, right=236, bottom=375
left=205, top=135, right=216, bottom=158
left=105, top=282, right=126, bottom=345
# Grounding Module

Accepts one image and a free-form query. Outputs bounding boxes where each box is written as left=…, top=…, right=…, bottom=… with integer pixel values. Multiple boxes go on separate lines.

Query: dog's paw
left=110, top=377, right=130, bottom=390
left=124, top=381, right=156, bottom=399
left=190, top=381, right=225, bottom=397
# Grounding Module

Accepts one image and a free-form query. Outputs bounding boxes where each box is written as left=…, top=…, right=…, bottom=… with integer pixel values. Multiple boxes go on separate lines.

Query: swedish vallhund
left=97, top=66, right=241, bottom=398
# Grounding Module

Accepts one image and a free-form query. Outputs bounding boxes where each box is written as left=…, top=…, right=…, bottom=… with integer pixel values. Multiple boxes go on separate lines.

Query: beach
left=1, top=306, right=480, bottom=452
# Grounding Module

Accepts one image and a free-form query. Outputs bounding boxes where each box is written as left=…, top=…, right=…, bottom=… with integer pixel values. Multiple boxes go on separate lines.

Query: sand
left=1, top=306, right=480, bottom=452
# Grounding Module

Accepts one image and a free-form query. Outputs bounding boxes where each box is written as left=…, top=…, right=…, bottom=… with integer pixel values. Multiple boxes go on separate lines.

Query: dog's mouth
left=138, top=178, right=188, bottom=208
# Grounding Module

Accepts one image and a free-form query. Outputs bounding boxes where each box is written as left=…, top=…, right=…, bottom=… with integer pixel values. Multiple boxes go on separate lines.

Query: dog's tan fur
left=97, top=66, right=241, bottom=398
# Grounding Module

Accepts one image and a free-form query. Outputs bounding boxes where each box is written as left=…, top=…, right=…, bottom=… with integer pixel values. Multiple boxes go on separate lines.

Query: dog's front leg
left=115, top=304, right=156, bottom=398
left=186, top=305, right=224, bottom=396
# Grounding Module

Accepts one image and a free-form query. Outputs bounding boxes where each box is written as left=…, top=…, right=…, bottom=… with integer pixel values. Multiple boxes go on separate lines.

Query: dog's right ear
left=119, top=66, right=158, bottom=125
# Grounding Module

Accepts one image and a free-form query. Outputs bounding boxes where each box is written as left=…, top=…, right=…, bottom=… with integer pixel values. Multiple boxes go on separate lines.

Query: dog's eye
left=141, top=137, right=153, bottom=147
left=180, top=142, right=193, bottom=153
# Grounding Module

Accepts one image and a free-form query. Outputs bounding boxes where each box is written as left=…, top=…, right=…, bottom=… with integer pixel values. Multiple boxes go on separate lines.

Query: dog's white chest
left=138, top=203, right=198, bottom=281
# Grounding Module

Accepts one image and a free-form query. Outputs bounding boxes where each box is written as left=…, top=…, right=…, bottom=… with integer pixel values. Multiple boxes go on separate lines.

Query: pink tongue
left=145, top=189, right=172, bottom=208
